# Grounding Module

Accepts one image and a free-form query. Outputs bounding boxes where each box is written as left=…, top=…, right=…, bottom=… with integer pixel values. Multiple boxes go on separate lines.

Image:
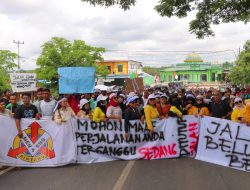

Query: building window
left=217, top=74, right=222, bottom=81
left=200, top=74, right=207, bottom=82
left=118, top=64, right=123, bottom=72
left=212, top=73, right=215, bottom=81
left=178, top=74, right=183, bottom=80
left=184, top=74, right=189, bottom=80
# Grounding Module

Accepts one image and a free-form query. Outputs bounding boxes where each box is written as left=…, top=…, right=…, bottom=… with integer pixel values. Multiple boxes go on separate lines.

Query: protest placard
left=75, top=116, right=199, bottom=163
left=196, top=116, right=250, bottom=172
left=0, top=115, right=76, bottom=167
left=10, top=73, right=37, bottom=92
left=58, top=67, right=95, bottom=94
left=3, top=115, right=250, bottom=172
left=0, top=116, right=198, bottom=166
left=125, top=78, right=144, bottom=94
left=75, top=118, right=179, bottom=163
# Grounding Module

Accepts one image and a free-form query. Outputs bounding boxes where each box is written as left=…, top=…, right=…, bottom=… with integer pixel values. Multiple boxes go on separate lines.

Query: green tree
left=228, top=40, right=250, bottom=85
left=81, top=0, right=250, bottom=38
left=36, top=37, right=109, bottom=94
left=0, top=50, right=17, bottom=91
left=142, top=66, right=167, bottom=76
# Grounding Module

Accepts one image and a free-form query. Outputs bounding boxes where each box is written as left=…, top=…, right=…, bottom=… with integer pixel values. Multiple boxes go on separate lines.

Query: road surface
left=0, top=158, right=249, bottom=190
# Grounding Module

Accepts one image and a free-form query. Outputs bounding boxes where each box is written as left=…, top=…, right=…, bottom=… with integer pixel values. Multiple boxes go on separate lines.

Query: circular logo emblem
left=8, top=122, right=55, bottom=163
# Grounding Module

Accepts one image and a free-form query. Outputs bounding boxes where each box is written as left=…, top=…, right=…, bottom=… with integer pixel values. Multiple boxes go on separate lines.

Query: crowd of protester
left=0, top=86, right=250, bottom=140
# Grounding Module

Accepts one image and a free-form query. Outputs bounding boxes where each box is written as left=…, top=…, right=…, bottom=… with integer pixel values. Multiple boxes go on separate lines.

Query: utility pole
left=13, top=40, right=24, bottom=69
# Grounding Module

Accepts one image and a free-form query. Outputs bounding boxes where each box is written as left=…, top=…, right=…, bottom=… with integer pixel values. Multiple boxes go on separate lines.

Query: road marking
left=0, top=167, right=15, bottom=176
left=112, top=161, right=135, bottom=190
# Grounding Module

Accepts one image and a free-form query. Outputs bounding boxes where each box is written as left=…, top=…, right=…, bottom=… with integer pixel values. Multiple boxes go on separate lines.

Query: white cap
left=127, top=92, right=136, bottom=98
left=118, top=94, right=126, bottom=99
left=186, top=94, right=195, bottom=99
left=196, top=95, right=203, bottom=99
left=96, top=95, right=107, bottom=103
left=79, top=99, right=89, bottom=109
left=234, top=97, right=242, bottom=103
left=127, top=96, right=138, bottom=104
left=94, top=89, right=101, bottom=93
left=148, top=94, right=155, bottom=100
left=160, top=93, right=168, bottom=99
left=154, top=94, right=161, bottom=98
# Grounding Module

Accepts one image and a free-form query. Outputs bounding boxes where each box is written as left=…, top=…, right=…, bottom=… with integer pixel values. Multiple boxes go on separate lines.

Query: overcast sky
left=0, top=0, right=249, bottom=69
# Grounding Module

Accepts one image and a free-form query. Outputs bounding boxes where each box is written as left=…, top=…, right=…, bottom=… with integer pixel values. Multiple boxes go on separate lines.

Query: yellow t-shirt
left=231, top=106, right=245, bottom=122
left=92, top=107, right=106, bottom=122
left=144, top=105, right=159, bottom=131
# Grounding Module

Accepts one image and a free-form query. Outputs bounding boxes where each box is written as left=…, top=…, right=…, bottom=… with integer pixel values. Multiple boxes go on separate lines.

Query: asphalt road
left=0, top=158, right=249, bottom=190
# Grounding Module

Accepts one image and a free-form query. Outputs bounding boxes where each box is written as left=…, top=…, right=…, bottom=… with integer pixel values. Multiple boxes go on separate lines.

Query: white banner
left=196, top=116, right=250, bottom=172
left=75, top=116, right=199, bottom=163
left=10, top=73, right=37, bottom=92
left=0, top=115, right=76, bottom=167
left=0, top=115, right=199, bottom=166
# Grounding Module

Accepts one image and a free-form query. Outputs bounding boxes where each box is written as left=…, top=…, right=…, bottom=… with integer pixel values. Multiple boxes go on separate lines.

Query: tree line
left=0, top=38, right=249, bottom=94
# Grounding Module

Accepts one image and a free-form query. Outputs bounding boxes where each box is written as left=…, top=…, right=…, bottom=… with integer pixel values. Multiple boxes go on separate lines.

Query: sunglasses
left=235, top=101, right=242, bottom=104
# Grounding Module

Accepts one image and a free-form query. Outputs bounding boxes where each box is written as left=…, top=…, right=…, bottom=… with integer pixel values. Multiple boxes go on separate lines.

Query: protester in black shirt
left=124, top=96, right=144, bottom=140
left=209, top=90, right=232, bottom=119
left=14, top=93, right=40, bottom=138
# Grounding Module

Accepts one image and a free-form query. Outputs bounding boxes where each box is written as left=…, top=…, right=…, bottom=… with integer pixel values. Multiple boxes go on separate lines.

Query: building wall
left=113, top=61, right=128, bottom=74
left=96, top=61, right=128, bottom=75
left=160, top=70, right=224, bottom=83
left=128, top=61, right=142, bottom=74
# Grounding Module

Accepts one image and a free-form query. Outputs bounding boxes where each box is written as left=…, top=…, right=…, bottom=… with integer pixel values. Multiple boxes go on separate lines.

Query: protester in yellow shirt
left=92, top=95, right=108, bottom=123
left=144, top=94, right=160, bottom=133
left=183, top=95, right=209, bottom=117
left=239, top=100, right=250, bottom=126
left=195, top=95, right=210, bottom=116
left=183, top=95, right=197, bottom=115
left=231, top=97, right=245, bottom=122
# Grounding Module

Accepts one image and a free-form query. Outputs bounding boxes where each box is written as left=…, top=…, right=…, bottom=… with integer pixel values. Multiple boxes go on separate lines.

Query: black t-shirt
left=209, top=101, right=232, bottom=118
left=124, top=106, right=142, bottom=133
left=11, top=104, right=19, bottom=114
left=14, top=104, right=38, bottom=119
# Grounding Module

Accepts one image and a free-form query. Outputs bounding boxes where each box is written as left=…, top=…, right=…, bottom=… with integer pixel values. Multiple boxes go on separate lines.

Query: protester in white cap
left=94, top=89, right=101, bottom=101
left=194, top=95, right=210, bottom=116
left=53, top=97, right=76, bottom=124
left=106, top=93, right=122, bottom=122
left=144, top=94, right=160, bottom=133
left=124, top=96, right=144, bottom=140
left=92, top=95, right=108, bottom=123
left=77, top=99, right=93, bottom=119
left=231, top=97, right=245, bottom=122
left=154, top=93, right=161, bottom=105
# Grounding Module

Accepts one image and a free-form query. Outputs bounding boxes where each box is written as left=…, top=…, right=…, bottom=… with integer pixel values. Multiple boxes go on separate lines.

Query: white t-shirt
left=106, top=106, right=122, bottom=118
left=39, top=99, right=57, bottom=119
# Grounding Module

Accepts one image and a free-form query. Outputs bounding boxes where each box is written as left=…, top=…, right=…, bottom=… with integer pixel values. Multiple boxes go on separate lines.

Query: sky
left=0, top=0, right=250, bottom=70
